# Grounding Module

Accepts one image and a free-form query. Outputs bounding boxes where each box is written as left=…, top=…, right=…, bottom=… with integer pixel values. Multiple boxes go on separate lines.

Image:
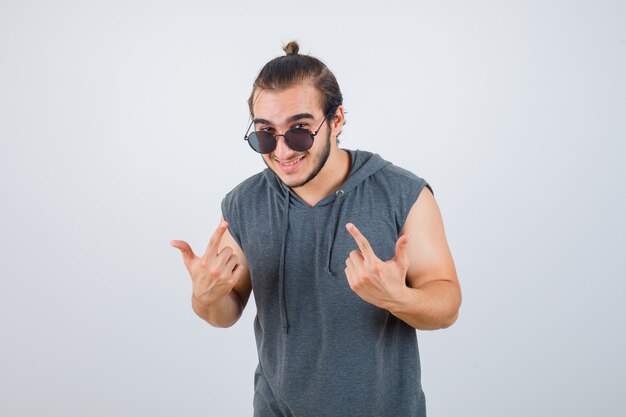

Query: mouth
left=274, top=154, right=306, bottom=173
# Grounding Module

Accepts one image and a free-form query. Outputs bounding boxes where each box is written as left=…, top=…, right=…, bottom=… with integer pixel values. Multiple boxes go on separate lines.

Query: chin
left=274, top=169, right=310, bottom=189
left=264, top=155, right=311, bottom=188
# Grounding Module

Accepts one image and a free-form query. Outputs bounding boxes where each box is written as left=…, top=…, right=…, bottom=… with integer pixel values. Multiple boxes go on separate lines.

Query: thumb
left=170, top=240, right=196, bottom=268
left=392, top=235, right=410, bottom=269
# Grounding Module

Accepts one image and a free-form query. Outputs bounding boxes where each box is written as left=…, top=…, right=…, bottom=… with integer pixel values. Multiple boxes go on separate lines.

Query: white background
left=1, top=1, right=625, bottom=416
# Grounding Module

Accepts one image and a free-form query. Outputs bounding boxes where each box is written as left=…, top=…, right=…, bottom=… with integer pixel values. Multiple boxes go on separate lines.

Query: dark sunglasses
left=243, top=113, right=329, bottom=154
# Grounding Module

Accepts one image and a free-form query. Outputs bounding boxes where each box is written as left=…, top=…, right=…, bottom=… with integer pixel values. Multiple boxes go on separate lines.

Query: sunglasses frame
left=243, top=113, right=329, bottom=154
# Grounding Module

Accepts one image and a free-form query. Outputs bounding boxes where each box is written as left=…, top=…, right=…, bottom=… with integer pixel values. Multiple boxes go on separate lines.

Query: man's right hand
left=170, top=220, right=241, bottom=308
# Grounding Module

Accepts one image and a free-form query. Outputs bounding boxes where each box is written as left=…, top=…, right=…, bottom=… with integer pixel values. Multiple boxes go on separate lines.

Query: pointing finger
left=345, top=223, right=377, bottom=260
left=203, top=220, right=229, bottom=259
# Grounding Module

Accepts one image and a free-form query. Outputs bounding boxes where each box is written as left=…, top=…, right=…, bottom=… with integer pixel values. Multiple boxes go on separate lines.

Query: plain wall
left=1, top=1, right=625, bottom=416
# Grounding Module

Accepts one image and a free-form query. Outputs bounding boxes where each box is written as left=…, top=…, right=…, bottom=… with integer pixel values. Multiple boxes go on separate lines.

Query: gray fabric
left=222, top=149, right=432, bottom=417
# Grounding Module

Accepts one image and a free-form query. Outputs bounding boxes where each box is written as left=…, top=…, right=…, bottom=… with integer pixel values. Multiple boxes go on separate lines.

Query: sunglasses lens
left=247, top=129, right=315, bottom=154
left=285, top=129, right=314, bottom=152
left=248, top=132, right=276, bottom=154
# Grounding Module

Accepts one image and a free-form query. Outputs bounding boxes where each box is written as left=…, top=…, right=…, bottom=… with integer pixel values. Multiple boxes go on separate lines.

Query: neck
left=291, top=147, right=351, bottom=207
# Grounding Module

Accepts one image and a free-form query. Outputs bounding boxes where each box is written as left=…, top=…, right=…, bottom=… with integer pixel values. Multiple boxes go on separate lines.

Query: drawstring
left=279, top=190, right=290, bottom=334
left=325, top=189, right=345, bottom=277
left=279, top=188, right=345, bottom=333
left=268, top=150, right=387, bottom=334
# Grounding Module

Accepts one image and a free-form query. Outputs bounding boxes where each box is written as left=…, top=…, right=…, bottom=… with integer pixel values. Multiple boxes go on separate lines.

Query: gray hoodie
left=222, top=149, right=432, bottom=417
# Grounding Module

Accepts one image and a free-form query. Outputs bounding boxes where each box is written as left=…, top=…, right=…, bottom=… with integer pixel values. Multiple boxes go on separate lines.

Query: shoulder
left=222, top=170, right=269, bottom=204
left=221, top=171, right=272, bottom=221
left=375, top=160, right=433, bottom=197
left=225, top=170, right=268, bottom=194
left=221, top=170, right=273, bottom=242
left=355, top=154, right=433, bottom=229
left=380, top=162, right=425, bottom=183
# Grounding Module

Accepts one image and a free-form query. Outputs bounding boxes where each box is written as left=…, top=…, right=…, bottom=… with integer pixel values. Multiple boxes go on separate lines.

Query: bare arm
left=171, top=217, right=252, bottom=328
left=388, top=187, right=461, bottom=329
left=344, top=186, right=461, bottom=330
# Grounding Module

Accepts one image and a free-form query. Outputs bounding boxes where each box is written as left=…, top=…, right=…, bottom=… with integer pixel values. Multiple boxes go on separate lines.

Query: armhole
left=221, top=195, right=243, bottom=249
left=425, top=182, right=434, bottom=197
left=397, top=178, right=432, bottom=234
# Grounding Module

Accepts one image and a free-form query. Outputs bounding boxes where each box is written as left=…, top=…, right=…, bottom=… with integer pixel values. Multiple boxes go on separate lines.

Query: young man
left=171, top=41, right=461, bottom=416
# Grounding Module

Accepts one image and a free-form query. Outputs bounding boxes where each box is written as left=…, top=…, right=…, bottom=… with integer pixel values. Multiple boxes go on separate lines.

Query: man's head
left=247, top=41, right=345, bottom=189
left=248, top=41, right=344, bottom=136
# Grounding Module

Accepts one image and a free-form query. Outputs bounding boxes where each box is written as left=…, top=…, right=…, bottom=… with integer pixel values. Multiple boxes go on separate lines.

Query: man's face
left=251, top=83, right=333, bottom=189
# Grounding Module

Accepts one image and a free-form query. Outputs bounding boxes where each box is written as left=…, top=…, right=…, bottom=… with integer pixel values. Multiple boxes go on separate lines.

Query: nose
left=273, top=134, right=297, bottom=160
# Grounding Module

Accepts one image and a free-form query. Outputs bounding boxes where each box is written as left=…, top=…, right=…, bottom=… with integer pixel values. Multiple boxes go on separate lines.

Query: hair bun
left=283, top=41, right=299, bottom=55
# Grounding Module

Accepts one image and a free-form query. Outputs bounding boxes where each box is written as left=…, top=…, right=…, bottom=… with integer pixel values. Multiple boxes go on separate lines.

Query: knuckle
left=208, top=267, right=220, bottom=279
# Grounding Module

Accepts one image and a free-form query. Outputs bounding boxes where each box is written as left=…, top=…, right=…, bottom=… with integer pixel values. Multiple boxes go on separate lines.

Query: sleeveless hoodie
left=221, top=149, right=433, bottom=417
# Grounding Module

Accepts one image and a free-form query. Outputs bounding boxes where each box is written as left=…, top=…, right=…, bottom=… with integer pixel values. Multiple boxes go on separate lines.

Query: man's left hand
left=344, top=223, right=410, bottom=310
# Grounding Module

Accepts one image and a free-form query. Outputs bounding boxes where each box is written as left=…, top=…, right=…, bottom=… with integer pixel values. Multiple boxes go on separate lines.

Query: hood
left=261, top=149, right=390, bottom=333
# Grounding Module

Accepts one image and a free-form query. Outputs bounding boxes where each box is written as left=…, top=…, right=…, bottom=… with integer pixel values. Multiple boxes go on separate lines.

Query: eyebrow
left=253, top=113, right=316, bottom=125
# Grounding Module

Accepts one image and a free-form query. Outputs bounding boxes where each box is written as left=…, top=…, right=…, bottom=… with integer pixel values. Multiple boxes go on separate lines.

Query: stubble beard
left=265, top=129, right=332, bottom=189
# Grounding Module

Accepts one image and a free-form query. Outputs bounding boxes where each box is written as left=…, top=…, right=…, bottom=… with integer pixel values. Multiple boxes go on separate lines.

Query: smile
left=278, top=156, right=304, bottom=165
left=275, top=155, right=305, bottom=172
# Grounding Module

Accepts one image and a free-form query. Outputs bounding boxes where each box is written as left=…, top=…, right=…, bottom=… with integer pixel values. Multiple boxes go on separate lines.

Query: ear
left=330, top=105, right=345, bottom=138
